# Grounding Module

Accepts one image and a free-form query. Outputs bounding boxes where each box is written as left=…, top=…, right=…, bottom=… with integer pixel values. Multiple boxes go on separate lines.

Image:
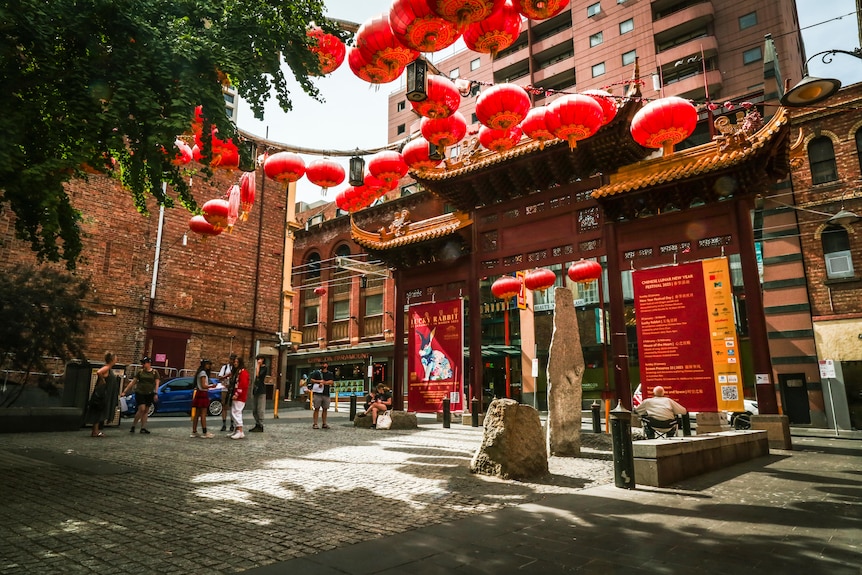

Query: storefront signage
left=633, top=258, right=744, bottom=412
left=408, top=299, right=465, bottom=412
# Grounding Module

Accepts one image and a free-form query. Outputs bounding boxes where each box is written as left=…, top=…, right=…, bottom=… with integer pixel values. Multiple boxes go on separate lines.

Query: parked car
left=121, top=376, right=223, bottom=418
left=728, top=399, right=759, bottom=429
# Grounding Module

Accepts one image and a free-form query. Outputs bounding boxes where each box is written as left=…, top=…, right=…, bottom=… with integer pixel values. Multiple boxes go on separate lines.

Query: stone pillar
left=751, top=414, right=792, bottom=449
left=546, top=286, right=583, bottom=456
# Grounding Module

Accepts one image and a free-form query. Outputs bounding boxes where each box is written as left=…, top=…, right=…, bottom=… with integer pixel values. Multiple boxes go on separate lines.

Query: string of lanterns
left=490, top=259, right=603, bottom=300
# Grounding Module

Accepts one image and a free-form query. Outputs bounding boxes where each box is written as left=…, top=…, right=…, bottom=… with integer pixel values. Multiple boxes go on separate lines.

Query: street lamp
left=781, top=48, right=862, bottom=107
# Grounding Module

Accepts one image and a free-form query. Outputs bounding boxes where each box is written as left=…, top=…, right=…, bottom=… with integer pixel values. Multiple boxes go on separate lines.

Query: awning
left=465, top=345, right=522, bottom=358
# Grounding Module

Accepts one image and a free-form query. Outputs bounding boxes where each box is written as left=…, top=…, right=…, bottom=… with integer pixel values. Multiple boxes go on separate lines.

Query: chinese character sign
left=633, top=258, right=744, bottom=412
left=407, top=299, right=464, bottom=413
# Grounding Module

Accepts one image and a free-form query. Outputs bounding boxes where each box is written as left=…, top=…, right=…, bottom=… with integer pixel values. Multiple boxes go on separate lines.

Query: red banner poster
left=633, top=258, right=744, bottom=413
left=407, top=299, right=464, bottom=413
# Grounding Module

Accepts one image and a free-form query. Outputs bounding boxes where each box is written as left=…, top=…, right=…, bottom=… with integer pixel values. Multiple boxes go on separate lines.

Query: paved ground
left=1, top=407, right=859, bottom=575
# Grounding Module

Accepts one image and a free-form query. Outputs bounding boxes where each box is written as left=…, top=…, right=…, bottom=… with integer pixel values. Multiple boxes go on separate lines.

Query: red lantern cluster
left=307, top=27, right=346, bottom=75
left=402, top=138, right=443, bottom=170
left=264, top=152, right=306, bottom=184
left=463, top=0, right=521, bottom=57
left=519, top=106, right=555, bottom=148
left=567, top=259, right=602, bottom=284
left=491, top=275, right=522, bottom=300
left=546, top=94, right=604, bottom=150
left=190, top=106, right=240, bottom=170
left=410, top=74, right=461, bottom=119
left=202, top=199, right=230, bottom=230
left=479, top=124, right=522, bottom=153
left=305, top=158, right=346, bottom=196
left=335, top=184, right=389, bottom=213
left=390, top=0, right=462, bottom=53
left=524, top=268, right=556, bottom=292
left=476, top=83, right=531, bottom=130
left=421, top=111, right=468, bottom=148
left=189, top=215, right=222, bottom=237
left=630, top=96, right=698, bottom=155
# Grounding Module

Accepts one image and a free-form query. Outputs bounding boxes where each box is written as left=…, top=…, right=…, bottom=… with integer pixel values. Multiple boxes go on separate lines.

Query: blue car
left=122, top=376, right=224, bottom=418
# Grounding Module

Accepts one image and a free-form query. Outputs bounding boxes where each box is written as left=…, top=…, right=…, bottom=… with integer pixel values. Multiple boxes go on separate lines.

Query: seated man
left=634, top=386, right=687, bottom=438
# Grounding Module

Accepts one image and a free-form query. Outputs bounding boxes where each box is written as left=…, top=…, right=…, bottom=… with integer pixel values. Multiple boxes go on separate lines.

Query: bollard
left=349, top=394, right=357, bottom=421
left=273, top=388, right=279, bottom=419
left=681, top=412, right=692, bottom=436
left=591, top=400, right=602, bottom=433
left=610, top=400, right=636, bottom=490
left=471, top=397, right=479, bottom=427
left=442, top=396, right=451, bottom=428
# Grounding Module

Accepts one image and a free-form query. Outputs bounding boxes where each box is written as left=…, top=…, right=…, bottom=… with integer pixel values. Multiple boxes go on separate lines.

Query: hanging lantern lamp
left=490, top=275, right=522, bottom=300
left=264, top=152, right=306, bottom=184
left=349, top=155, right=366, bottom=186
left=306, top=158, right=346, bottom=196
left=307, top=27, right=346, bottom=75
left=426, top=0, right=505, bottom=29
left=420, top=111, right=468, bottom=148
left=463, top=0, right=522, bottom=57
left=475, top=83, right=531, bottom=130
left=630, top=96, right=698, bottom=156
left=512, top=0, right=570, bottom=20
left=524, top=267, right=557, bottom=292
left=390, top=0, right=462, bottom=53
left=410, top=74, right=461, bottom=118
left=582, top=89, right=618, bottom=125
left=402, top=137, right=444, bottom=170
left=567, top=259, right=602, bottom=284
left=479, top=124, right=523, bottom=152
left=519, top=106, right=555, bottom=148
left=545, top=94, right=604, bottom=150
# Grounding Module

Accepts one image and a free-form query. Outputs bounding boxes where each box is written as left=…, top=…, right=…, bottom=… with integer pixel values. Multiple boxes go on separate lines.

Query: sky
left=236, top=0, right=862, bottom=206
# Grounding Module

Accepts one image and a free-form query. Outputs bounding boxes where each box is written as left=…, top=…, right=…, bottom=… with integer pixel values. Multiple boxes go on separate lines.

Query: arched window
left=823, top=225, right=855, bottom=279
left=305, top=252, right=321, bottom=280
left=809, top=136, right=838, bottom=184
left=855, top=128, right=862, bottom=173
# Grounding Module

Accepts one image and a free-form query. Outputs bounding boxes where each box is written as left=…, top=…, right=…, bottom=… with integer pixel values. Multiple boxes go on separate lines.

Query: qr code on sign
left=720, top=385, right=739, bottom=401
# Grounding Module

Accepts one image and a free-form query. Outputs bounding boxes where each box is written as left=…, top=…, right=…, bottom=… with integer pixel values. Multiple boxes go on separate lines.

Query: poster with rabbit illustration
left=408, top=299, right=464, bottom=413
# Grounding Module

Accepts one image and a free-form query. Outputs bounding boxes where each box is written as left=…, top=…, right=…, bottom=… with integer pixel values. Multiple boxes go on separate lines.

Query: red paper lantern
left=307, top=27, right=346, bottom=75
left=630, top=96, right=698, bottom=155
left=476, top=83, right=531, bottom=130
left=491, top=275, right=522, bottom=300
left=226, top=184, right=240, bottom=231
left=189, top=215, right=222, bottom=236
left=390, top=0, right=462, bottom=52
left=402, top=138, right=443, bottom=170
left=368, top=151, right=409, bottom=187
left=463, top=0, right=522, bottom=57
left=410, top=74, right=461, bottom=119
left=348, top=46, right=404, bottom=84
left=172, top=139, right=193, bottom=166
left=420, top=111, right=467, bottom=147
left=202, top=199, right=230, bottom=230
left=512, top=0, right=570, bottom=20
left=264, top=152, right=306, bottom=184
left=524, top=267, right=557, bottom=292
left=479, top=124, right=522, bottom=152
left=545, top=94, right=604, bottom=150
left=306, top=158, right=345, bottom=196
left=427, top=0, right=505, bottom=28
left=356, top=14, right=418, bottom=72
left=519, top=106, right=555, bottom=148
left=313, top=286, right=327, bottom=296
left=583, top=89, right=618, bottom=126
left=239, top=171, right=255, bottom=220
left=567, top=259, right=602, bottom=284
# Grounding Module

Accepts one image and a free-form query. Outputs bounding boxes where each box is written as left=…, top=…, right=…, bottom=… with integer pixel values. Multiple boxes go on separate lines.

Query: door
left=778, top=373, right=810, bottom=424
left=148, top=328, right=190, bottom=379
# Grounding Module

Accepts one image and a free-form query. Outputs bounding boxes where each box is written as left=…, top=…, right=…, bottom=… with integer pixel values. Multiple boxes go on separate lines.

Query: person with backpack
left=309, top=362, right=334, bottom=429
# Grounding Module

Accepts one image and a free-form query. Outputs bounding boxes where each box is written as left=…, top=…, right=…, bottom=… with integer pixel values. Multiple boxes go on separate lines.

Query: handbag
left=119, top=396, right=129, bottom=413
left=376, top=410, right=393, bottom=430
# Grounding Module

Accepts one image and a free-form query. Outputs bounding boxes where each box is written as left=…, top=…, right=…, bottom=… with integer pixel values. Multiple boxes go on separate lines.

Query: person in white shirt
left=634, top=386, right=687, bottom=437
left=218, top=353, right=236, bottom=432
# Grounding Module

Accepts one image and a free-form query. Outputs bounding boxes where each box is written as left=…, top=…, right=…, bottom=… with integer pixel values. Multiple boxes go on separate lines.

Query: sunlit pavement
left=0, top=407, right=859, bottom=575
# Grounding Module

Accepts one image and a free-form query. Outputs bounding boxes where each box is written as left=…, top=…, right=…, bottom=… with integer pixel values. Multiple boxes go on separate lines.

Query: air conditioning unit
left=825, top=251, right=855, bottom=278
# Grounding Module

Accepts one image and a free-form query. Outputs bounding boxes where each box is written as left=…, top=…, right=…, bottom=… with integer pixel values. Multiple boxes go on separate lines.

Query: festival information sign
left=407, top=299, right=464, bottom=413
left=633, top=258, right=744, bottom=412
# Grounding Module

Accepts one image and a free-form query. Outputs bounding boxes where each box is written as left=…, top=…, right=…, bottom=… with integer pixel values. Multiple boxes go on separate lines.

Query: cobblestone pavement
left=0, top=408, right=614, bottom=575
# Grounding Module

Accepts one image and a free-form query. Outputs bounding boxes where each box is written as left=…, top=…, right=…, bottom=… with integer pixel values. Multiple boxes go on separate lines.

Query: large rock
left=546, top=286, right=583, bottom=456
left=353, top=411, right=418, bottom=430
left=470, top=398, right=548, bottom=480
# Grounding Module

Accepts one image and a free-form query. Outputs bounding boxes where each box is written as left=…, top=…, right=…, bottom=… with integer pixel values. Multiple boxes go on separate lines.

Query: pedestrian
left=250, top=354, right=268, bottom=432
left=122, top=356, right=160, bottom=434
left=363, top=383, right=392, bottom=429
left=85, top=352, right=116, bottom=437
left=218, top=353, right=236, bottom=432
left=310, top=362, right=334, bottom=429
left=230, top=357, right=250, bottom=440
left=191, top=359, right=216, bottom=438
left=634, top=385, right=687, bottom=438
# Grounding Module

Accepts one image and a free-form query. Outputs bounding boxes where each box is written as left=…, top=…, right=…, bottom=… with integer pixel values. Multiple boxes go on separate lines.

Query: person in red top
left=230, top=356, right=250, bottom=440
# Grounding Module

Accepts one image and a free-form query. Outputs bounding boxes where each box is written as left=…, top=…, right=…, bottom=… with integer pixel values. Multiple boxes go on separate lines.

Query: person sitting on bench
left=634, top=386, right=687, bottom=438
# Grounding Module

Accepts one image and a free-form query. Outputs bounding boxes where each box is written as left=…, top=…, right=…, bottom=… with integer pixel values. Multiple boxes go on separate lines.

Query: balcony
left=661, top=68, right=723, bottom=100
left=532, top=57, right=575, bottom=85
left=363, top=315, right=383, bottom=338
left=329, top=319, right=350, bottom=341
left=658, top=35, right=718, bottom=66
left=493, top=46, right=529, bottom=73
left=653, top=2, right=715, bottom=38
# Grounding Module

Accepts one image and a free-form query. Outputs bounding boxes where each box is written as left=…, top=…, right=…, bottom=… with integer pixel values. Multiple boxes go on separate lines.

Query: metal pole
left=610, top=401, right=636, bottom=489
left=471, top=397, right=479, bottom=427
left=591, top=400, right=602, bottom=433
left=826, top=378, right=839, bottom=437
left=681, top=412, right=692, bottom=436
left=349, top=394, right=357, bottom=422
left=443, top=396, right=451, bottom=428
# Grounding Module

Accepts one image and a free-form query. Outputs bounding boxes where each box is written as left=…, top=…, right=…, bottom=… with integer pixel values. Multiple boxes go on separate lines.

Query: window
left=587, top=2, right=601, bottom=17
left=397, top=123, right=405, bottom=135
left=332, top=300, right=350, bottom=321
left=396, top=100, right=406, bottom=111
left=449, top=67, right=460, bottom=79
left=590, top=32, right=603, bottom=47
left=471, top=112, right=478, bottom=123
left=823, top=225, right=855, bottom=279
left=622, top=49, right=637, bottom=66
left=619, top=18, right=633, bottom=34
left=305, top=252, right=321, bottom=279
left=304, top=305, right=319, bottom=325
left=809, top=136, right=839, bottom=184
left=592, top=62, right=606, bottom=77
left=739, top=12, right=757, bottom=30
left=742, top=47, right=762, bottom=65
left=856, top=128, right=862, bottom=171
left=471, top=58, right=481, bottom=71
left=365, top=294, right=383, bottom=316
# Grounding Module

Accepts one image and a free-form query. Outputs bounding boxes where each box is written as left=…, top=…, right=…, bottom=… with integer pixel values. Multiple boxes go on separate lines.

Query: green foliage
left=0, top=266, right=91, bottom=406
left=0, top=0, right=344, bottom=268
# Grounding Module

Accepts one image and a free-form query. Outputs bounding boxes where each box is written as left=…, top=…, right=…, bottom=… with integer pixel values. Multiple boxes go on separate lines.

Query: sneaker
left=190, top=432, right=200, bottom=438
left=202, top=432, right=214, bottom=439
left=129, top=427, right=135, bottom=433
left=229, top=425, right=235, bottom=432
left=371, top=424, right=376, bottom=429
left=220, top=423, right=227, bottom=432
left=230, top=432, right=245, bottom=440
left=140, top=428, right=150, bottom=434
left=250, top=426, right=263, bottom=433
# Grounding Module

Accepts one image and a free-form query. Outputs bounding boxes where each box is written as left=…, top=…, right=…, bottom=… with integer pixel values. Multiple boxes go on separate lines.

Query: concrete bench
left=633, top=430, right=769, bottom=487
left=353, top=410, right=418, bottom=430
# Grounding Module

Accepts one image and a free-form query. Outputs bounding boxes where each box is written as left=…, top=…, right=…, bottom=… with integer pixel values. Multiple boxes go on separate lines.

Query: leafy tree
left=0, top=0, right=344, bottom=268
left=0, top=266, right=91, bottom=407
